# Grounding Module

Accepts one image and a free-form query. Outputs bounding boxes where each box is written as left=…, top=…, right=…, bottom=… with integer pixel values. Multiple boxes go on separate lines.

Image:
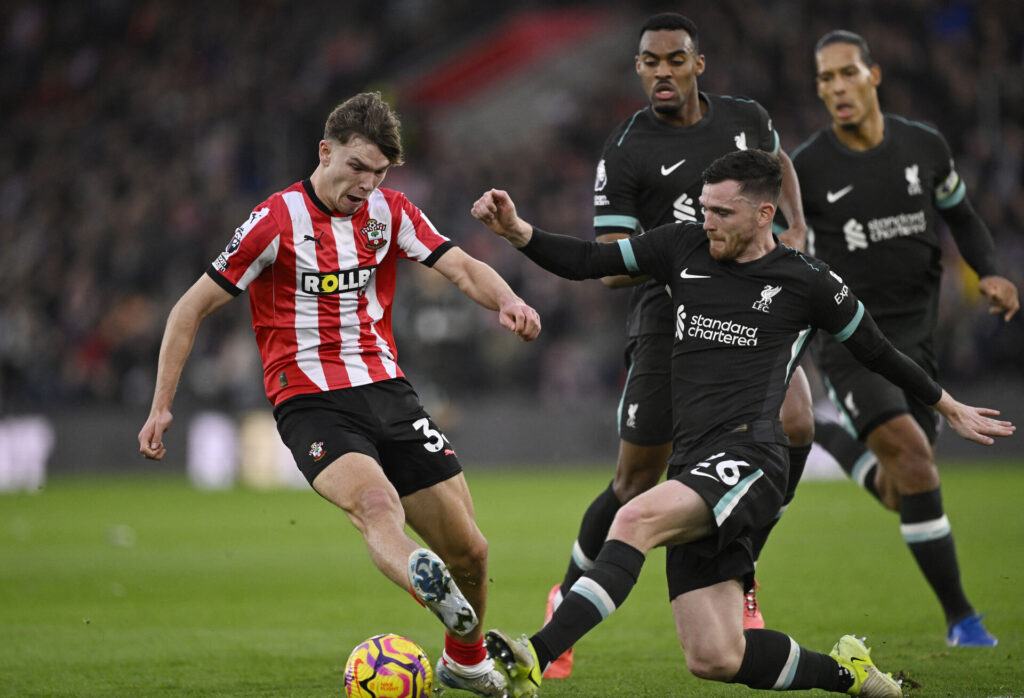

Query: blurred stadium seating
left=1, top=1, right=1021, bottom=479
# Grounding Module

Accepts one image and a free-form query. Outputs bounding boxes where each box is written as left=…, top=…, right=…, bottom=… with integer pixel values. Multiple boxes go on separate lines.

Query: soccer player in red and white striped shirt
left=139, top=92, right=540, bottom=697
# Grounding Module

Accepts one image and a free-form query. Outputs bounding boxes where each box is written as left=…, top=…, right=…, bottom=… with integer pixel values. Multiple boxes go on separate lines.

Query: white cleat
left=408, top=548, right=479, bottom=636
left=434, top=654, right=508, bottom=697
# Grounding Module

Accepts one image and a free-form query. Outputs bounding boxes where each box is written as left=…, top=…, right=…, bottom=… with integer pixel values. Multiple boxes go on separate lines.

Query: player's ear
left=869, top=63, right=882, bottom=88
left=694, top=53, right=706, bottom=77
left=634, top=54, right=642, bottom=75
left=319, top=140, right=331, bottom=166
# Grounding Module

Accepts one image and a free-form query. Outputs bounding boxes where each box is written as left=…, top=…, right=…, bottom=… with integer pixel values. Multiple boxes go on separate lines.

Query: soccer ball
left=344, top=633, right=433, bottom=698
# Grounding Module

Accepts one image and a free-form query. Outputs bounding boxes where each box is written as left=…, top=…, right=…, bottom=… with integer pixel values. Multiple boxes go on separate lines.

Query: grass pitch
left=1, top=463, right=1022, bottom=696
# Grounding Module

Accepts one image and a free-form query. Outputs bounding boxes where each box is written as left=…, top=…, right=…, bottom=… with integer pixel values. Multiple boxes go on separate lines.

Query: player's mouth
left=833, top=101, right=855, bottom=119
left=653, top=82, right=676, bottom=100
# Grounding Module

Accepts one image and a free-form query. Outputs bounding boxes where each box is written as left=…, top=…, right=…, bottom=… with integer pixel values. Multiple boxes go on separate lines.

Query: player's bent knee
left=609, top=501, right=646, bottom=537
left=350, top=487, right=403, bottom=528
left=885, top=448, right=939, bottom=492
left=782, top=418, right=814, bottom=447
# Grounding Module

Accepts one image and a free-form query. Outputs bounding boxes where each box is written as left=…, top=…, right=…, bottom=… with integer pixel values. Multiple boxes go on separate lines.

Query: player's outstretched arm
left=139, top=275, right=234, bottom=460
left=835, top=299, right=1014, bottom=447
left=432, top=246, right=541, bottom=342
left=471, top=189, right=534, bottom=247
left=978, top=275, right=1020, bottom=322
left=934, top=390, right=1016, bottom=445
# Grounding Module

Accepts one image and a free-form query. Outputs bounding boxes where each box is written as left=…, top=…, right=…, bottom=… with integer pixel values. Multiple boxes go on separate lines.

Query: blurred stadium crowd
left=2, top=0, right=1022, bottom=415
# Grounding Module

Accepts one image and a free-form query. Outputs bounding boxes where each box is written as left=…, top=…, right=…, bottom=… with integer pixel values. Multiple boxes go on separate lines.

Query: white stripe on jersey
left=329, top=214, right=372, bottom=386
left=396, top=201, right=443, bottom=260
left=786, top=326, right=813, bottom=380
left=284, top=190, right=329, bottom=391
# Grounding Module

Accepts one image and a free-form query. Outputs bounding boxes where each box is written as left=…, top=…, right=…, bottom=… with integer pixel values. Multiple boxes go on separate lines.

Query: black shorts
left=618, top=334, right=673, bottom=446
left=818, top=336, right=940, bottom=443
left=664, top=442, right=787, bottom=599
left=273, top=378, right=463, bottom=496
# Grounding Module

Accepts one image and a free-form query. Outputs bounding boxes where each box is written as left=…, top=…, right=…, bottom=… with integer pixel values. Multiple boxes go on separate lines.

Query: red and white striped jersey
left=207, top=179, right=453, bottom=405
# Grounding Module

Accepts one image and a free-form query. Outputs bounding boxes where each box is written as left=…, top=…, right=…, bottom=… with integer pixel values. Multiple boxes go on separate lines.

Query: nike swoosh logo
left=680, top=268, right=711, bottom=279
left=661, top=159, right=686, bottom=176
left=826, top=185, right=854, bottom=203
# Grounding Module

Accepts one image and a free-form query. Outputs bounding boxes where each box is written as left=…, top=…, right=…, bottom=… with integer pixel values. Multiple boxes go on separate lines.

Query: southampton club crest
left=308, top=441, right=326, bottom=462
left=359, top=218, right=387, bottom=250
left=752, top=285, right=782, bottom=313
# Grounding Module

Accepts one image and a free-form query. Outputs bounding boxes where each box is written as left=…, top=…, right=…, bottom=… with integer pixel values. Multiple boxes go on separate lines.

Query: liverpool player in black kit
left=473, top=149, right=1015, bottom=691
left=792, top=31, right=1019, bottom=647
left=543, top=17, right=811, bottom=674
left=471, top=150, right=1014, bottom=698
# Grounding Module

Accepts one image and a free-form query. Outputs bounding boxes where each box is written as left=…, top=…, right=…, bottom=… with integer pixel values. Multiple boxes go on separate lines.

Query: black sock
left=559, top=481, right=623, bottom=596
left=815, top=420, right=882, bottom=502
left=533, top=540, right=644, bottom=669
left=750, top=444, right=811, bottom=561
left=731, top=629, right=852, bottom=692
left=900, top=489, right=974, bottom=625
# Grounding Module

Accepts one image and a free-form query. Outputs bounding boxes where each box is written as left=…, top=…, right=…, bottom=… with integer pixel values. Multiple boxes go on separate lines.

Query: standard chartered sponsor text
left=867, top=211, right=926, bottom=242
left=688, top=313, right=759, bottom=346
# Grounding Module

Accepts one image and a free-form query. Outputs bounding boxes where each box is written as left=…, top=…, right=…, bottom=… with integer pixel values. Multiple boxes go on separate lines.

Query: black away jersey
left=594, top=94, right=780, bottom=337
left=792, top=114, right=965, bottom=348
left=621, top=225, right=860, bottom=460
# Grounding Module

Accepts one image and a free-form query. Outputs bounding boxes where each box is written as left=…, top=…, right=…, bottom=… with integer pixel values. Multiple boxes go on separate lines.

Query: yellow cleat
left=829, top=635, right=903, bottom=698
left=484, top=629, right=542, bottom=697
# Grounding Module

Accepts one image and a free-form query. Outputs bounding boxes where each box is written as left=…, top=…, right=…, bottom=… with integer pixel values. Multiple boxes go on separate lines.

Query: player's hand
left=498, top=298, right=542, bottom=341
left=978, top=275, right=1019, bottom=321
left=935, top=391, right=1015, bottom=445
left=138, top=409, right=173, bottom=460
left=777, top=225, right=808, bottom=252
left=471, top=189, right=533, bottom=247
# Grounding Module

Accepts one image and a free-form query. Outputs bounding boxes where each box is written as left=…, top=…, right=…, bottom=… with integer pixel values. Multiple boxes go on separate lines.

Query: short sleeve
left=210, top=201, right=283, bottom=292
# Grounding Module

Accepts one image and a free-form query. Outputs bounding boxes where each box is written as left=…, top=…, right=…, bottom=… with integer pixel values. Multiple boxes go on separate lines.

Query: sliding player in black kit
left=471, top=150, right=1013, bottom=698
left=791, top=31, right=1019, bottom=647
left=543, top=18, right=811, bottom=673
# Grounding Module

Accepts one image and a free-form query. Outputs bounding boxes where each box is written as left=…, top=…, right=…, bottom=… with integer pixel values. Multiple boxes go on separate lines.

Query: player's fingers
left=522, top=309, right=541, bottom=340
left=976, top=416, right=1015, bottom=436
left=1004, top=301, right=1019, bottom=321
left=498, top=311, right=516, bottom=333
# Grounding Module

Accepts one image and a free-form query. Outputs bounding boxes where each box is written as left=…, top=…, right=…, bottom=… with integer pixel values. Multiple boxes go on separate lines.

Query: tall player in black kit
left=471, top=150, right=1014, bottom=698
left=541, top=15, right=813, bottom=677
left=791, top=31, right=1020, bottom=647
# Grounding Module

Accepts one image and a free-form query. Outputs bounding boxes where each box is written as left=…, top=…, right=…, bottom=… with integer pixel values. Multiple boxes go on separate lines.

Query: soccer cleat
left=829, top=635, right=903, bottom=698
left=946, top=614, right=998, bottom=647
left=434, top=654, right=508, bottom=697
left=484, top=630, right=542, bottom=698
left=408, top=548, right=479, bottom=636
left=541, top=584, right=573, bottom=679
left=743, top=579, right=765, bottom=629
